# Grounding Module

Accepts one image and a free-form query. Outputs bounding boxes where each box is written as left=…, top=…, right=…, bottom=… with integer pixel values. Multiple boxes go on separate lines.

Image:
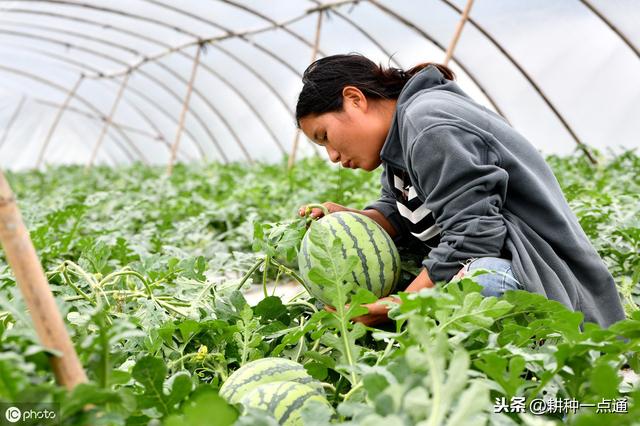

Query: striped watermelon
left=219, top=358, right=322, bottom=404
left=298, top=211, right=400, bottom=305
left=240, top=381, right=332, bottom=426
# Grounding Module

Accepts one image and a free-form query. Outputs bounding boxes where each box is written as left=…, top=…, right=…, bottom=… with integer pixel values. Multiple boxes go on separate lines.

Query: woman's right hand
left=298, top=202, right=352, bottom=219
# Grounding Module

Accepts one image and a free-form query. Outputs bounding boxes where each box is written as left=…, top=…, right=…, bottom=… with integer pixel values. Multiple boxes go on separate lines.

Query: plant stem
left=63, top=289, right=147, bottom=302
left=270, top=258, right=306, bottom=287
left=262, top=255, right=270, bottom=298
left=321, top=382, right=336, bottom=393
left=234, top=257, right=265, bottom=292
left=287, top=289, right=309, bottom=302
left=335, top=304, right=358, bottom=385
left=63, top=260, right=111, bottom=308
left=426, top=349, right=443, bottom=426
left=98, top=269, right=148, bottom=289
left=294, top=317, right=306, bottom=363
left=271, top=266, right=282, bottom=297
left=61, top=268, right=95, bottom=305
left=168, top=352, right=222, bottom=370
left=342, top=382, right=363, bottom=401
left=286, top=300, right=318, bottom=314
left=375, top=336, right=400, bottom=366
left=154, top=298, right=189, bottom=317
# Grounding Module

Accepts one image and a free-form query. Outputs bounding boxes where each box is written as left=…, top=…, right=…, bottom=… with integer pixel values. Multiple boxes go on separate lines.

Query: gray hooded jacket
left=365, top=65, right=625, bottom=328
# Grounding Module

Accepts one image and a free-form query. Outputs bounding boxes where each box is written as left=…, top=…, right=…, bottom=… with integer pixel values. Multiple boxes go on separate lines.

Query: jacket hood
left=380, top=65, right=467, bottom=168
left=398, top=65, right=447, bottom=105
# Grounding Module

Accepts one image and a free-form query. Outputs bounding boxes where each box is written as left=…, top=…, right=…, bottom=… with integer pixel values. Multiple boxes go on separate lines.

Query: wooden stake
left=168, top=44, right=202, bottom=176
left=444, top=0, right=474, bottom=66
left=288, top=11, right=324, bottom=170
left=87, top=73, right=130, bottom=169
left=37, top=74, right=84, bottom=169
left=0, top=171, right=87, bottom=390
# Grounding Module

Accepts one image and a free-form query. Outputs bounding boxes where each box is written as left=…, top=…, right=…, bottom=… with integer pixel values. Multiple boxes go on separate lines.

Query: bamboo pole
left=289, top=10, right=324, bottom=169
left=87, top=73, right=130, bottom=169
left=36, top=74, right=84, bottom=169
left=580, top=0, right=639, bottom=58
left=438, top=0, right=597, bottom=164
left=168, top=43, right=202, bottom=175
left=443, top=0, right=474, bottom=66
left=0, top=95, right=26, bottom=151
left=0, top=172, right=87, bottom=390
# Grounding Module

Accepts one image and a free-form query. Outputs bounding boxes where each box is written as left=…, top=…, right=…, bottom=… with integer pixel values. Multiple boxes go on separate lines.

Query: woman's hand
left=297, top=203, right=398, bottom=238
left=324, top=268, right=435, bottom=327
left=324, top=295, right=400, bottom=327
left=298, top=202, right=353, bottom=219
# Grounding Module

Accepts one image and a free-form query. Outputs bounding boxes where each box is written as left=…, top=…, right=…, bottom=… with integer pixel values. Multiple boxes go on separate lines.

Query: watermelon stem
left=321, top=382, right=336, bottom=393
left=341, top=382, right=363, bottom=401
left=375, top=332, right=404, bottom=366
left=262, top=254, right=270, bottom=298
left=304, top=203, right=330, bottom=216
left=235, top=257, right=265, bottom=291
left=271, top=266, right=283, bottom=297
left=269, top=258, right=306, bottom=287
left=293, top=317, right=306, bottom=363
left=286, top=300, right=317, bottom=313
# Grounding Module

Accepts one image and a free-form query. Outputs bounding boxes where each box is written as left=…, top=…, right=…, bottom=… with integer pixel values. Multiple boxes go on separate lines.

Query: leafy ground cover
left=0, top=148, right=638, bottom=425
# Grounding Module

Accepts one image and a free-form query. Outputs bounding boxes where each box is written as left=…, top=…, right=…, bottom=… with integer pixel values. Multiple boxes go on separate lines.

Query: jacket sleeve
left=408, top=124, right=508, bottom=283
left=363, top=166, right=407, bottom=241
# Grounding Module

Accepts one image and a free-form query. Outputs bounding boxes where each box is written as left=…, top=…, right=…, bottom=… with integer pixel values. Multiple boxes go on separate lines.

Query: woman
left=296, top=53, right=625, bottom=329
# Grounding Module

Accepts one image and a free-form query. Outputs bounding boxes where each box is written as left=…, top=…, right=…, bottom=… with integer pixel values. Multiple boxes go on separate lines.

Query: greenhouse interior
left=0, top=1, right=639, bottom=425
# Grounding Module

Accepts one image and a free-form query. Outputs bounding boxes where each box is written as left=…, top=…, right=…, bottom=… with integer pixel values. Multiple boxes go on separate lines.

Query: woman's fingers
left=299, top=202, right=344, bottom=218
left=298, top=206, right=325, bottom=218
left=310, top=207, right=325, bottom=218
left=454, top=264, right=469, bottom=279
left=298, top=205, right=315, bottom=217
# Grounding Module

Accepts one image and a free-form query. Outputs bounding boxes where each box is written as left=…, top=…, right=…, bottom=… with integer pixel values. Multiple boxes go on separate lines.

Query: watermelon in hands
left=298, top=211, right=401, bottom=306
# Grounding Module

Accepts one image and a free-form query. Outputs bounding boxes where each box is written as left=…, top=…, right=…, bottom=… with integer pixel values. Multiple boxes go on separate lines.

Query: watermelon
left=240, top=381, right=332, bottom=426
left=219, top=357, right=321, bottom=404
left=298, top=211, right=401, bottom=305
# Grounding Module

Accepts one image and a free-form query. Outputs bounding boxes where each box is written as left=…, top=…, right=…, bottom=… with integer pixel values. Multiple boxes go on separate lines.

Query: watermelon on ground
left=219, top=357, right=322, bottom=404
left=240, top=381, right=332, bottom=426
left=298, top=211, right=401, bottom=305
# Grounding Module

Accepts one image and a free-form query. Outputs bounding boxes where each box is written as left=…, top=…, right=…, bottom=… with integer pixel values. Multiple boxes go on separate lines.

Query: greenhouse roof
left=0, top=0, right=638, bottom=170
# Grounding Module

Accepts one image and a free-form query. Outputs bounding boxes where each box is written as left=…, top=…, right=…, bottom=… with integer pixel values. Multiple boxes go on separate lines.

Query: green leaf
left=300, top=399, right=335, bottom=426
left=443, top=380, right=490, bottom=426
left=60, top=383, right=129, bottom=419
left=0, top=353, right=30, bottom=401
left=131, top=356, right=192, bottom=415
left=305, top=361, right=329, bottom=381
left=233, top=408, right=280, bottom=426
left=474, top=353, right=527, bottom=397
left=177, top=319, right=201, bottom=342
left=164, top=389, right=238, bottom=426
left=254, top=296, right=290, bottom=325
left=362, top=371, right=390, bottom=397
left=589, top=362, right=620, bottom=398
left=308, top=267, right=336, bottom=288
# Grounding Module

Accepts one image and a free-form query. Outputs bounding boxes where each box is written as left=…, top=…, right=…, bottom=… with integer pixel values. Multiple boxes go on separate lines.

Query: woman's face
left=298, top=87, right=395, bottom=171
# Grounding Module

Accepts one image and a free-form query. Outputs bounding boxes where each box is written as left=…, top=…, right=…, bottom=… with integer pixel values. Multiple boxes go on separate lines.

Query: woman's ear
left=342, top=86, right=368, bottom=111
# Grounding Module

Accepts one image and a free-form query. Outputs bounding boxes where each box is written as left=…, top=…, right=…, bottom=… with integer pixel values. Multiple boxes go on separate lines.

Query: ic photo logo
left=1, top=403, right=59, bottom=425
left=4, top=407, right=20, bottom=423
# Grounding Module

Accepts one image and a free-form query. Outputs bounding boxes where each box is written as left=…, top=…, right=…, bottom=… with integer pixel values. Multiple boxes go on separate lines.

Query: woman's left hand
left=324, top=297, right=397, bottom=327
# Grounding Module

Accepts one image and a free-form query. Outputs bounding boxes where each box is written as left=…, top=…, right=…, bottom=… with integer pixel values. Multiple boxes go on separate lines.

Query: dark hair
left=295, top=53, right=455, bottom=126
